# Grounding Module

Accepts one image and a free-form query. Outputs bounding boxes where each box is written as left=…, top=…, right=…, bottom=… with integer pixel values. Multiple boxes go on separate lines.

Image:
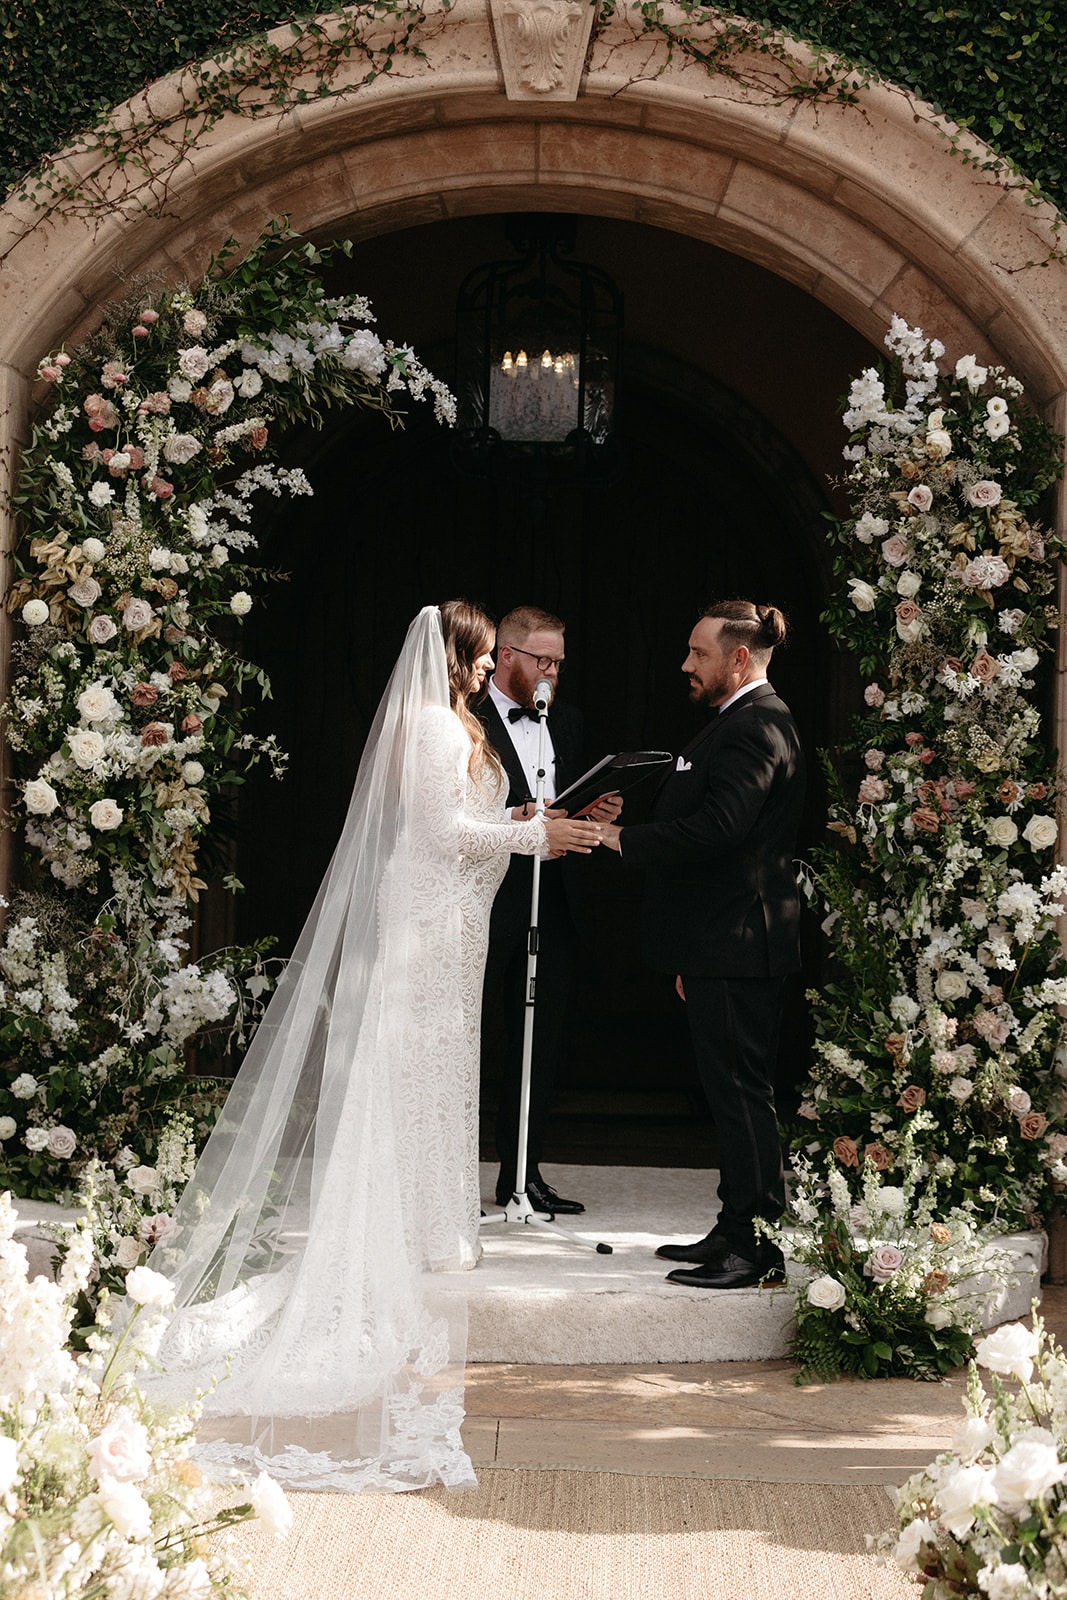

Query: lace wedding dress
left=139, top=609, right=545, bottom=1492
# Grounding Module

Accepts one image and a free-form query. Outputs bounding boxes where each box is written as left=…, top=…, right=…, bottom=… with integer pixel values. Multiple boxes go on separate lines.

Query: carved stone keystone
left=489, top=0, right=597, bottom=101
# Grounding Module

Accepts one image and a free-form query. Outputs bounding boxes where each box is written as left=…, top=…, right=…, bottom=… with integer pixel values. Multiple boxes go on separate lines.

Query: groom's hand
left=598, top=823, right=622, bottom=853
left=587, top=793, right=623, bottom=823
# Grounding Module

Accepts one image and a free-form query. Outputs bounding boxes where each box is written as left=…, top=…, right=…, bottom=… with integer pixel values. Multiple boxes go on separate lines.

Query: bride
left=139, top=601, right=601, bottom=1492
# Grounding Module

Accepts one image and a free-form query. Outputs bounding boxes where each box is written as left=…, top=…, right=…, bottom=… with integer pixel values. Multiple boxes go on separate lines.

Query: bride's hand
left=543, top=816, right=602, bottom=854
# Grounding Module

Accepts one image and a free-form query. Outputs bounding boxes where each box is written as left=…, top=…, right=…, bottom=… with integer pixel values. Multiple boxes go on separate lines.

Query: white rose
left=0, top=1117, right=16, bottom=1139
left=992, top=1430, right=1067, bottom=1513
left=89, top=798, right=123, bottom=831
left=46, top=1125, right=77, bottom=1159
left=124, top=1265, right=175, bottom=1306
left=927, top=428, right=953, bottom=456
left=24, top=778, right=59, bottom=815
left=925, top=1304, right=954, bottom=1330
left=87, top=1412, right=152, bottom=1484
left=69, top=728, right=105, bottom=769
left=89, top=615, right=118, bottom=645
left=81, top=537, right=106, bottom=563
left=987, top=816, right=1019, bottom=848
left=182, top=761, right=205, bottom=785
left=24, top=1127, right=50, bottom=1151
left=948, top=1077, right=974, bottom=1103
left=69, top=576, right=102, bottom=607
left=122, top=598, right=155, bottom=632
left=162, top=432, right=202, bottom=465
left=177, top=345, right=210, bottom=380
left=126, top=1164, right=160, bottom=1197
left=848, top=578, right=877, bottom=613
left=1008, top=1087, right=1032, bottom=1115
left=1022, top=815, right=1058, bottom=852
left=806, top=1274, right=846, bottom=1311
left=896, top=571, right=921, bottom=598
left=77, top=682, right=120, bottom=722
left=21, top=598, right=49, bottom=626
left=935, top=1462, right=995, bottom=1537
left=97, top=1479, right=152, bottom=1540
left=11, top=1074, right=39, bottom=1099
left=975, top=1322, right=1040, bottom=1382
left=115, top=1236, right=144, bottom=1269
left=935, top=971, right=969, bottom=1002
left=230, top=591, right=252, bottom=616
left=896, top=613, right=925, bottom=643
left=953, top=1414, right=995, bottom=1463
left=251, top=1471, right=293, bottom=1538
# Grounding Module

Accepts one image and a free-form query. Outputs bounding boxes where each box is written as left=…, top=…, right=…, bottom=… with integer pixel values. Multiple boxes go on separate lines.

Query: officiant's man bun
left=700, top=599, right=788, bottom=664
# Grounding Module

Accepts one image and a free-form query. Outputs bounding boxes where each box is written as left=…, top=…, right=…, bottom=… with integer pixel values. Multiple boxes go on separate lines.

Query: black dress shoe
left=655, top=1235, right=724, bottom=1265
left=495, top=1178, right=585, bottom=1215
left=665, top=1252, right=786, bottom=1290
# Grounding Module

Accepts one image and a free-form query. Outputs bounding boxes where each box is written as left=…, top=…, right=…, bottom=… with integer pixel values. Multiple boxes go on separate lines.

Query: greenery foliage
left=0, top=1, right=1064, bottom=221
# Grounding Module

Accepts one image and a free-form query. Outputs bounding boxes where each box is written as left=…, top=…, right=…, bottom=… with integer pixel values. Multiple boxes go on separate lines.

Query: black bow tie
left=508, top=705, right=539, bottom=723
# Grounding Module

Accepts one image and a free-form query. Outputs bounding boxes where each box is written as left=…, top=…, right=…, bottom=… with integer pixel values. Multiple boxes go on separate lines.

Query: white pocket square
left=675, top=757, right=692, bottom=772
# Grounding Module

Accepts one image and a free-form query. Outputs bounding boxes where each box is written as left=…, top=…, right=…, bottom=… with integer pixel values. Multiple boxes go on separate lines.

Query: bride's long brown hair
left=439, top=598, right=504, bottom=786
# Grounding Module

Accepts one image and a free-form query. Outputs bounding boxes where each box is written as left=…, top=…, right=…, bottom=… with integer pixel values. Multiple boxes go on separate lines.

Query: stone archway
left=2, top=0, right=1066, bottom=893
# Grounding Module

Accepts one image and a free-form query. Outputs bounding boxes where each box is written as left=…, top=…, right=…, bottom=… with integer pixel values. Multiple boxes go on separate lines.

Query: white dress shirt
left=488, top=676, right=558, bottom=803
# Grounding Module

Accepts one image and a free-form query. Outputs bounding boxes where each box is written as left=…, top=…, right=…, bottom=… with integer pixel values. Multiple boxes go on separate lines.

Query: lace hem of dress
left=194, top=1436, right=477, bottom=1494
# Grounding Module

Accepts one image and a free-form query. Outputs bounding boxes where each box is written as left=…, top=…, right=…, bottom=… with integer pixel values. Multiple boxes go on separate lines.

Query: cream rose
left=907, top=485, right=934, bottom=513
left=896, top=571, right=921, bottom=598
left=848, top=578, right=877, bottom=612
left=935, top=970, right=969, bottom=1002
left=122, top=597, right=155, bottom=632
left=46, top=1125, right=77, bottom=1159
left=68, top=729, right=105, bottom=769
left=115, top=1236, right=144, bottom=1269
left=89, top=798, right=123, bottom=831
left=1022, top=815, right=1057, bottom=851
left=806, top=1274, right=846, bottom=1311
left=124, top=1265, right=175, bottom=1306
left=24, top=778, right=59, bottom=815
left=88, top=615, right=118, bottom=645
left=987, top=816, right=1019, bottom=848
left=77, top=682, right=120, bottom=721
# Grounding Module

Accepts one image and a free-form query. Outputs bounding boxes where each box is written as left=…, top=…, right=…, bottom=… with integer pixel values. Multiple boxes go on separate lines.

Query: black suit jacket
left=477, top=694, right=586, bottom=932
left=621, top=683, right=805, bottom=978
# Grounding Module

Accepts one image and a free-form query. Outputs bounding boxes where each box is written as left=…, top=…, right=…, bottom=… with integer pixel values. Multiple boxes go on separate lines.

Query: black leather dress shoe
left=665, top=1252, right=786, bottom=1290
left=655, top=1235, right=724, bottom=1265
left=494, top=1178, right=586, bottom=1215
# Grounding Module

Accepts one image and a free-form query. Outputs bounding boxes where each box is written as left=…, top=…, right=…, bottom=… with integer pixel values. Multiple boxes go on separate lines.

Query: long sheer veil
left=140, top=605, right=474, bottom=1492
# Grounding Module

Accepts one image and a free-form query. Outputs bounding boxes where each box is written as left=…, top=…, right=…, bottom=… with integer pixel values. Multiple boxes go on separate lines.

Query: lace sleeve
left=414, top=707, right=547, bottom=861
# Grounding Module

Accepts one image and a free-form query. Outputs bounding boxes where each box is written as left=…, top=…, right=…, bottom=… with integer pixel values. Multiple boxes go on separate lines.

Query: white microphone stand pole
left=481, top=678, right=612, bottom=1256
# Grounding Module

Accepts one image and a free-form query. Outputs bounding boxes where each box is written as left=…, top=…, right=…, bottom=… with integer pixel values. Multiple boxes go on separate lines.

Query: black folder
left=554, top=751, right=673, bottom=816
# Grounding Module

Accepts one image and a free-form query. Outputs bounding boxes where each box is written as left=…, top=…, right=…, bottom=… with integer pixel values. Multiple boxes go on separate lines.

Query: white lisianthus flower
left=985, top=413, right=1010, bottom=441
left=87, top=481, right=115, bottom=508
left=975, top=1321, right=1039, bottom=1382
left=848, top=578, right=877, bottom=612
left=806, top=1274, right=846, bottom=1311
left=1022, top=815, right=1057, bottom=851
left=81, top=536, right=106, bottom=563
left=230, top=591, right=253, bottom=616
left=955, top=353, right=987, bottom=391
left=124, top=1265, right=175, bottom=1307
left=89, top=798, right=123, bottom=831
left=251, top=1471, right=293, bottom=1538
left=182, top=761, right=205, bottom=785
left=11, top=1074, right=39, bottom=1099
left=235, top=368, right=263, bottom=397
left=896, top=571, right=921, bottom=598
left=68, top=728, right=105, bottom=769
left=77, top=682, right=120, bottom=722
left=24, top=778, right=59, bottom=815
left=87, top=1412, right=152, bottom=1484
left=21, top=598, right=49, bottom=625
left=987, top=816, right=1019, bottom=848
left=0, top=1116, right=16, bottom=1139
left=935, top=970, right=969, bottom=1002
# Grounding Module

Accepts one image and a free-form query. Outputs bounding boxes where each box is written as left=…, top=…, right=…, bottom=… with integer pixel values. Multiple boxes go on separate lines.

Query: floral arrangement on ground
left=0, top=1190, right=292, bottom=1597
left=0, top=220, right=454, bottom=1223
left=875, top=1315, right=1067, bottom=1599
left=795, top=315, right=1067, bottom=1238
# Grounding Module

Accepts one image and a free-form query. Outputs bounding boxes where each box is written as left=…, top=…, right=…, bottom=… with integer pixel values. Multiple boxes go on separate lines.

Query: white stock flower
left=24, top=778, right=59, bottom=815
left=21, top=598, right=49, bottom=625
left=975, top=1322, right=1039, bottom=1382
left=251, top=1471, right=293, bottom=1538
left=89, top=798, right=123, bottom=831
left=124, top=1266, right=175, bottom=1307
left=806, top=1274, right=846, bottom=1311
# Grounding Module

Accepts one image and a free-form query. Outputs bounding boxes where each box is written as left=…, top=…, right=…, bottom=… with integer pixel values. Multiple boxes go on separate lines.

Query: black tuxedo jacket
left=477, top=694, right=586, bottom=931
left=621, top=682, right=805, bottom=979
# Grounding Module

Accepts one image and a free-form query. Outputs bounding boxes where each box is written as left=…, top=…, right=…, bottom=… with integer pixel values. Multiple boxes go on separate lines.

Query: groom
left=478, top=605, right=590, bottom=1216
left=598, top=600, right=806, bottom=1289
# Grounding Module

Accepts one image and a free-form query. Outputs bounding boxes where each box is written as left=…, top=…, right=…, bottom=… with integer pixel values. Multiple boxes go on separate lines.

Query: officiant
left=478, top=604, right=619, bottom=1217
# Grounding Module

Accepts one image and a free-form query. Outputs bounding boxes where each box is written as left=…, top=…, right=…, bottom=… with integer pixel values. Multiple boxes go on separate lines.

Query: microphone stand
left=480, top=679, right=612, bottom=1256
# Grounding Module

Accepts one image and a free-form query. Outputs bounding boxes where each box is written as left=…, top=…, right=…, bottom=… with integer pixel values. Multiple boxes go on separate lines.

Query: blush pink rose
left=907, top=485, right=934, bottom=513
left=967, top=480, right=1003, bottom=508
left=881, top=535, right=909, bottom=567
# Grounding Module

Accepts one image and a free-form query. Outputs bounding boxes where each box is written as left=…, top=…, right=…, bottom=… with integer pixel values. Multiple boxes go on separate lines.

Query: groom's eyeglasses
left=509, top=646, right=566, bottom=673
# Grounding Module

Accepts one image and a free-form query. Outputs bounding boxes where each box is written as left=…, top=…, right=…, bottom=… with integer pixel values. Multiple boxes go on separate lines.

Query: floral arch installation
left=1, top=1, right=1067, bottom=1373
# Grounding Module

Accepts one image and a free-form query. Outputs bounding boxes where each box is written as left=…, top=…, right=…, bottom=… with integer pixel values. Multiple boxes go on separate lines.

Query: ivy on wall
left=0, top=0, right=1064, bottom=219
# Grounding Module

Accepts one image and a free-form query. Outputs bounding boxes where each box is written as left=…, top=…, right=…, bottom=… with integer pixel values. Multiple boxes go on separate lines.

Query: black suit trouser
left=680, top=974, right=787, bottom=1262
left=483, top=865, right=577, bottom=1194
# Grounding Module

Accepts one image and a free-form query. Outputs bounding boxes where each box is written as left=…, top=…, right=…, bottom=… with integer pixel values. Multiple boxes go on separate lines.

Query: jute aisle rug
left=236, top=1470, right=913, bottom=1600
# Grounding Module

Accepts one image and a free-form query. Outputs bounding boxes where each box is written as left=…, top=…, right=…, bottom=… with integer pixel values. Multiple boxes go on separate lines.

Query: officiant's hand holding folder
left=554, top=751, right=673, bottom=817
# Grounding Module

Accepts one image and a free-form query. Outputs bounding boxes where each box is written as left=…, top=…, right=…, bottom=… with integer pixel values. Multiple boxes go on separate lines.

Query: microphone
left=532, top=677, right=554, bottom=715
